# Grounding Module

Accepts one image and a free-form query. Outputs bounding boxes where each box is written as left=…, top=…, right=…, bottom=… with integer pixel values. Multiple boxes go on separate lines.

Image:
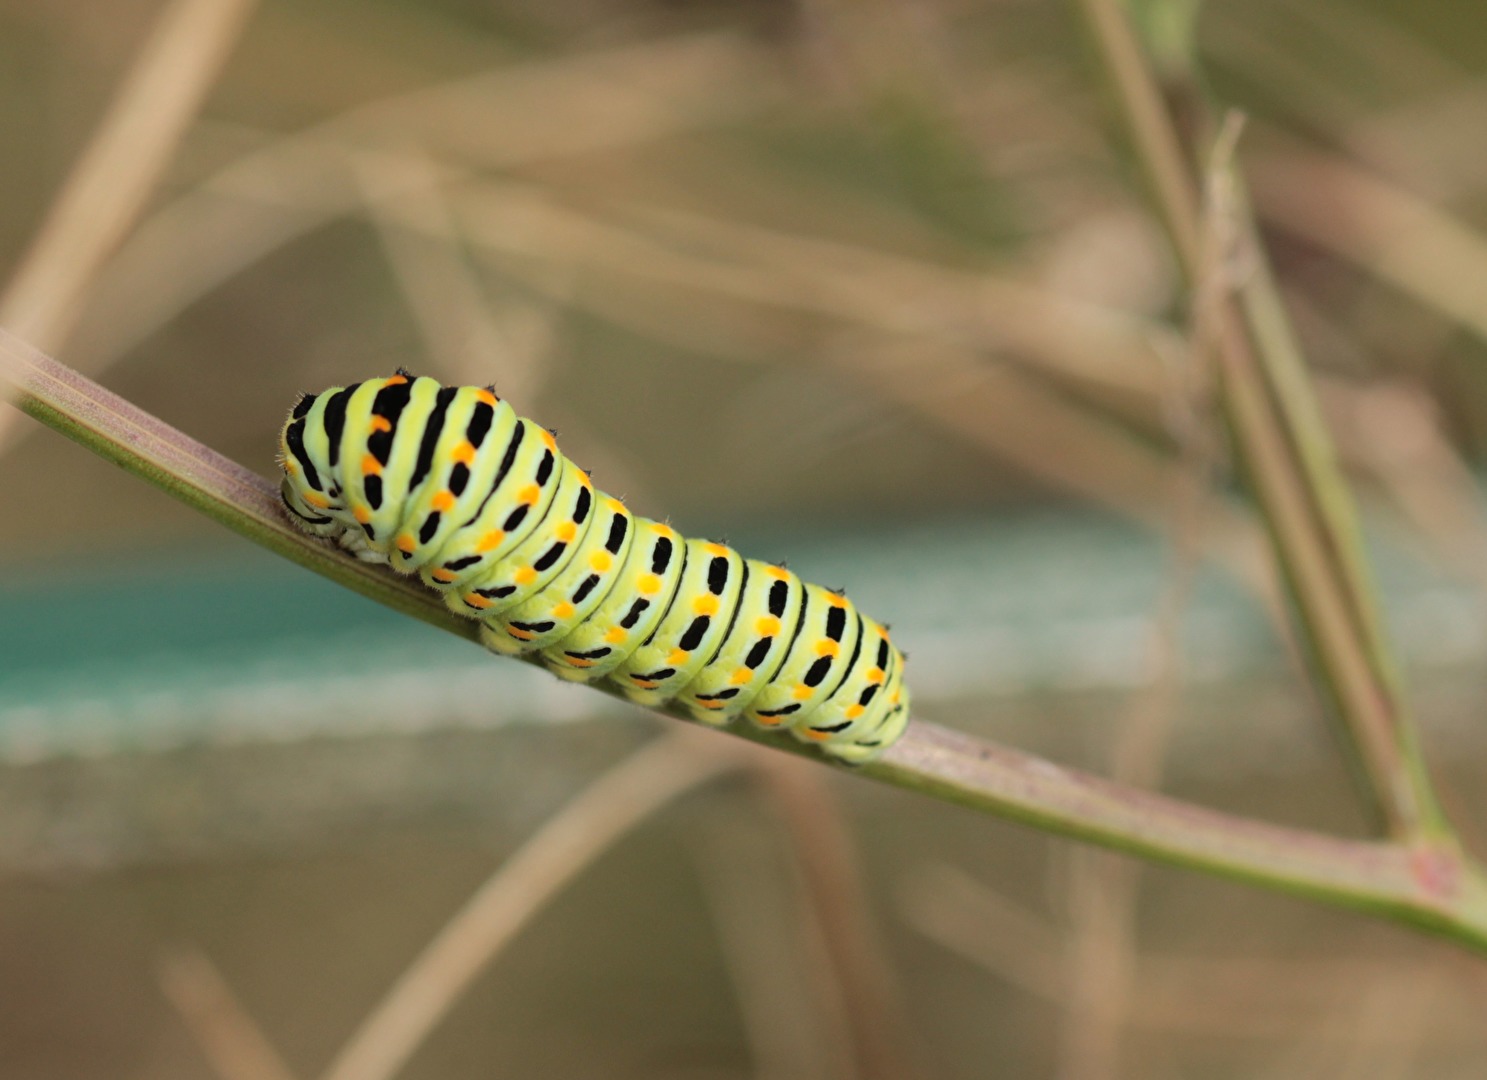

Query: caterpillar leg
left=335, top=526, right=387, bottom=563
left=811, top=627, right=909, bottom=763
left=829, top=668, right=910, bottom=764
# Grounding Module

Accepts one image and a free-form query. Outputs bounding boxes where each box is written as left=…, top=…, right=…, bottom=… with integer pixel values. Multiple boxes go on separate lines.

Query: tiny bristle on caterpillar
left=278, top=373, right=909, bottom=762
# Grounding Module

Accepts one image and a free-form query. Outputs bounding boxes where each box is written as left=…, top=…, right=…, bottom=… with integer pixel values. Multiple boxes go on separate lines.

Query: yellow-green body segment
left=278, top=373, right=909, bottom=762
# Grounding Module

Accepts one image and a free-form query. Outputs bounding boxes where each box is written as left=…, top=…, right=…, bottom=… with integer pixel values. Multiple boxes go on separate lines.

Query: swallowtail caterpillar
left=278, top=372, right=909, bottom=762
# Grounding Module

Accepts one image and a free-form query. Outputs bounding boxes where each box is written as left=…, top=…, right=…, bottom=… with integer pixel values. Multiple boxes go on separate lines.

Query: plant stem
left=864, top=724, right=1487, bottom=948
left=1073, top=0, right=1448, bottom=840
left=6, top=328, right=1487, bottom=953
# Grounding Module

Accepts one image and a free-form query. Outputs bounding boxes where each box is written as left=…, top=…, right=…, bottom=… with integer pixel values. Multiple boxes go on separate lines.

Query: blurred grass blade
left=691, top=823, right=859, bottom=1080
left=319, top=732, right=739, bottom=1080
left=158, top=947, right=302, bottom=1080
left=753, top=756, right=924, bottom=1080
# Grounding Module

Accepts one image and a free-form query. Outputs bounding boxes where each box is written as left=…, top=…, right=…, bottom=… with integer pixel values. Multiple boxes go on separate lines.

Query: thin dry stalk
left=0, top=0, right=257, bottom=352
left=690, top=819, right=858, bottom=1080
left=156, top=946, right=301, bottom=1080
left=1054, top=414, right=1202, bottom=1076
left=1073, top=0, right=1202, bottom=273
left=753, top=755, right=924, bottom=1080
left=317, top=731, right=741, bottom=1080
left=1059, top=854, right=1137, bottom=1080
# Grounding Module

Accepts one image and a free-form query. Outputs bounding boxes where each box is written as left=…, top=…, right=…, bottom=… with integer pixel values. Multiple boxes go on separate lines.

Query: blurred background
left=5, top=0, right=1487, bottom=1077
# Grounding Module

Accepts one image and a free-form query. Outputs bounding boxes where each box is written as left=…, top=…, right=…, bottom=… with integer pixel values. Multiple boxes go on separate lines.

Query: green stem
left=1073, top=0, right=1448, bottom=840
left=6, top=328, right=1487, bottom=952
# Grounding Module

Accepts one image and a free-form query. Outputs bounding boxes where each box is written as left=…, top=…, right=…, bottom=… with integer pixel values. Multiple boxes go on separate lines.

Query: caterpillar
left=277, top=372, right=909, bottom=763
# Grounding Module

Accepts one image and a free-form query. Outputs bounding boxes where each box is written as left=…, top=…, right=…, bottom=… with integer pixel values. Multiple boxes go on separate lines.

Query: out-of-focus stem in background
left=1075, top=0, right=1449, bottom=842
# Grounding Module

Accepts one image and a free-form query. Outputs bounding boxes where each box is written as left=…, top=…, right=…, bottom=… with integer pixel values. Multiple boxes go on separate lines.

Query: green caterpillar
left=278, top=372, right=909, bottom=763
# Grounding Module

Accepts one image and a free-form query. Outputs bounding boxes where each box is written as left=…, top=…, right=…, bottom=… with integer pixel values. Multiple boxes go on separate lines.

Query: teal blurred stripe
left=0, top=513, right=1478, bottom=761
